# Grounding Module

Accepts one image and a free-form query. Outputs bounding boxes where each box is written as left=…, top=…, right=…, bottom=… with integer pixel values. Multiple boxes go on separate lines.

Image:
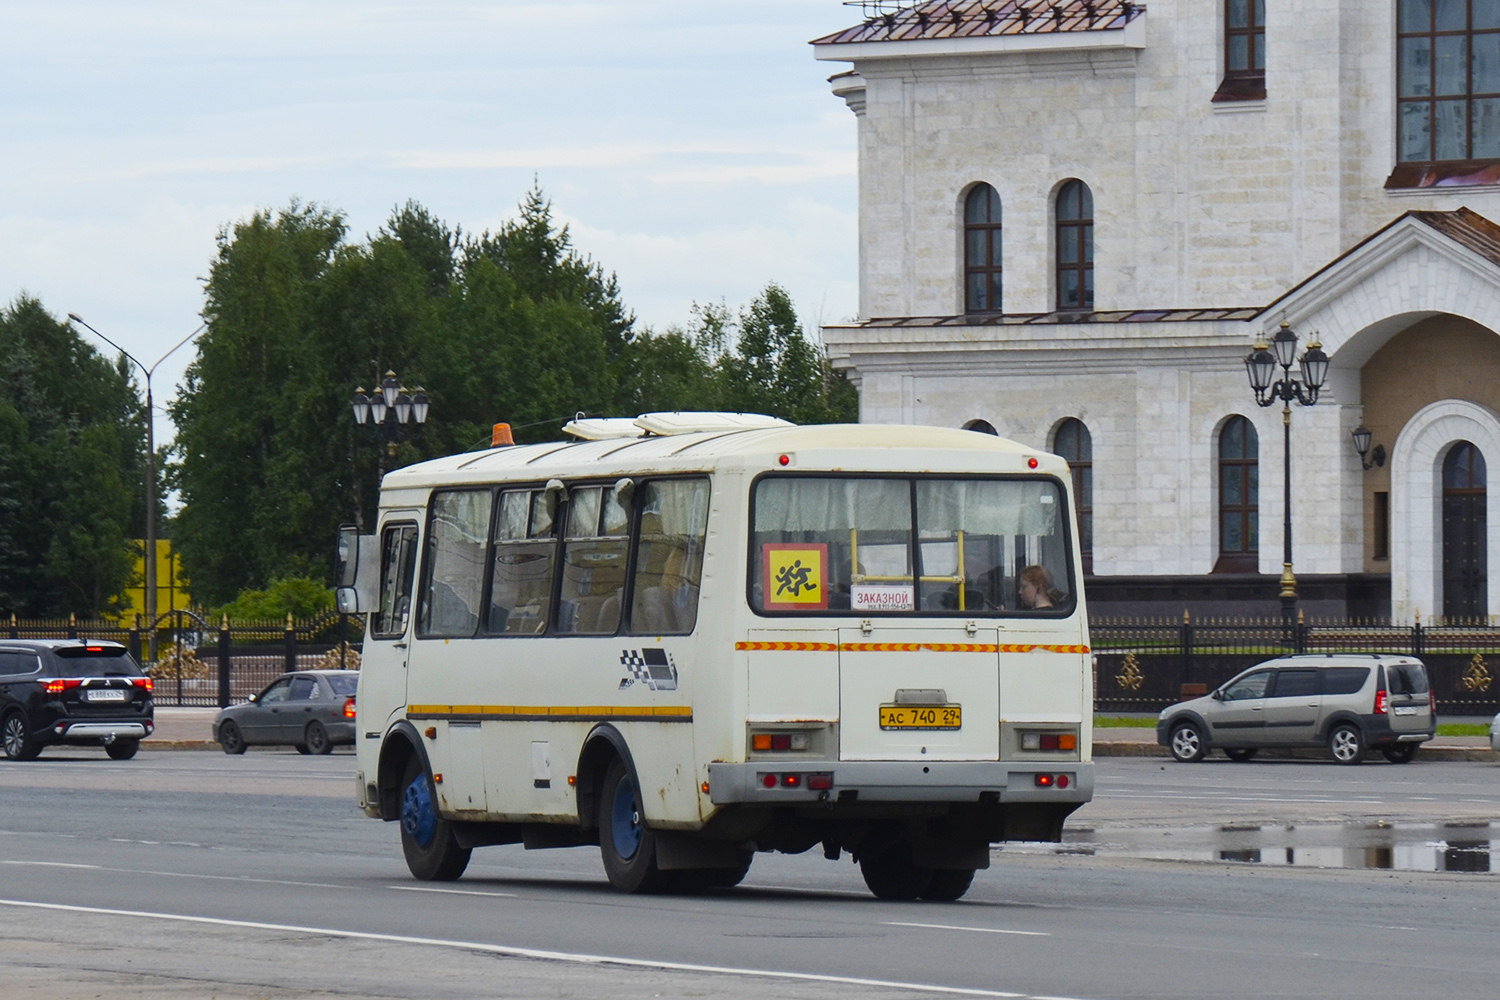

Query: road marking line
left=0, top=898, right=1026, bottom=998
left=885, top=921, right=1049, bottom=937
left=3, top=860, right=344, bottom=890
left=387, top=885, right=518, bottom=898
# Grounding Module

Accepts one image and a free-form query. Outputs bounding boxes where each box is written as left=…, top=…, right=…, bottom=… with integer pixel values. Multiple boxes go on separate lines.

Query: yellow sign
left=112, top=539, right=192, bottom=624
left=762, top=543, right=827, bottom=610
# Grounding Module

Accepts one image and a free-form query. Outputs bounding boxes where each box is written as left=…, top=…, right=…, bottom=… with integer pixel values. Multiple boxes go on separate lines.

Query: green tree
left=216, top=576, right=334, bottom=621
left=0, top=297, right=143, bottom=615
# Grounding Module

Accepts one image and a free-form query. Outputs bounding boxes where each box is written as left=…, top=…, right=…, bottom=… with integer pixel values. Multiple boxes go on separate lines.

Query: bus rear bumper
left=706, top=759, right=1094, bottom=806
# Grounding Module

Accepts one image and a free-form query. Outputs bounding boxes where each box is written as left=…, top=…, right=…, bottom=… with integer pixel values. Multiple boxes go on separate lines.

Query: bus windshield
left=750, top=475, right=1073, bottom=616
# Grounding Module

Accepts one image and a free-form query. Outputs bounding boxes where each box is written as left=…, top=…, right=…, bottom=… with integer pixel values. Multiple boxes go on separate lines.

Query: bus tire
left=598, top=758, right=671, bottom=894
left=920, top=868, right=976, bottom=901
left=859, top=843, right=933, bottom=901
left=399, top=757, right=471, bottom=881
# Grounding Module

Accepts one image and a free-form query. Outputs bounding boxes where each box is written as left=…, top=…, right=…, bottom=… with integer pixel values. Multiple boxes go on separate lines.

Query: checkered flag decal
left=619, top=648, right=678, bottom=691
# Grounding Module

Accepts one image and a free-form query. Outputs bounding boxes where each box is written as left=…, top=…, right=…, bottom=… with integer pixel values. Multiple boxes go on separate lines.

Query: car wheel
left=218, top=720, right=247, bottom=755
left=1382, top=743, right=1419, bottom=764
left=294, top=743, right=312, bottom=755
left=104, top=739, right=139, bottom=761
left=1169, top=721, right=1206, bottom=763
left=399, top=757, right=471, bottom=881
left=920, top=868, right=977, bottom=901
left=305, top=721, right=332, bottom=755
left=1224, top=747, right=1258, bottom=762
left=2, top=713, right=41, bottom=761
left=1328, top=723, right=1366, bottom=765
left=859, top=843, right=934, bottom=900
left=598, top=758, right=672, bottom=893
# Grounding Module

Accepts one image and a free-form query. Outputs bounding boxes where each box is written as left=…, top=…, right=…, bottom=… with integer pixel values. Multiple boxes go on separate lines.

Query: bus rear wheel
left=599, top=758, right=672, bottom=893
left=859, top=843, right=933, bottom=900
left=399, top=757, right=471, bottom=881
left=920, top=868, right=976, bottom=901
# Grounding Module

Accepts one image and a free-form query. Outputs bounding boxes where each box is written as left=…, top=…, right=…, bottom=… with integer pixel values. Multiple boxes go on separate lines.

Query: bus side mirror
left=335, top=527, right=379, bottom=614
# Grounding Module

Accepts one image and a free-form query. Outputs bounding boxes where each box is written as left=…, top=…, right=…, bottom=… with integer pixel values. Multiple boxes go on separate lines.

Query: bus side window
left=374, top=524, right=418, bottom=638
left=489, top=489, right=557, bottom=635
left=418, top=490, right=493, bottom=638
left=557, top=486, right=631, bottom=635
left=629, top=478, right=710, bottom=635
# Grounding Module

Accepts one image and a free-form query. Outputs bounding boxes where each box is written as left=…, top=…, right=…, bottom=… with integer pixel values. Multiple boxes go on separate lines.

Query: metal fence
left=4, top=610, right=364, bottom=708
left=1093, top=613, right=1500, bottom=715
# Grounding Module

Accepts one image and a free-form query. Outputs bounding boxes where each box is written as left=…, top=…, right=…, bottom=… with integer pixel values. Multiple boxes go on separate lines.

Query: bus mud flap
left=654, top=831, right=742, bottom=870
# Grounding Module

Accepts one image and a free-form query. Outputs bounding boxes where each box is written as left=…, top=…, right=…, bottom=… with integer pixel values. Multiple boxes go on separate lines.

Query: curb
left=1093, top=740, right=1497, bottom=761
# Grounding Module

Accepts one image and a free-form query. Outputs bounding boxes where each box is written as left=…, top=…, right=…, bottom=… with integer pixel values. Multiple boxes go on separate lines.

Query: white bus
left=338, top=413, right=1093, bottom=900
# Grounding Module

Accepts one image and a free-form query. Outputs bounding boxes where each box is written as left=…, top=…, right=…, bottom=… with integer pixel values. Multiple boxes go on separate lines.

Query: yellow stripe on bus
left=407, top=705, right=693, bottom=721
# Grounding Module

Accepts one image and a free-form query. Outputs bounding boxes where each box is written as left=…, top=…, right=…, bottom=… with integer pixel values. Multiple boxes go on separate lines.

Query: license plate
left=879, top=705, right=961, bottom=730
left=1393, top=706, right=1419, bottom=716
left=86, top=689, right=126, bottom=702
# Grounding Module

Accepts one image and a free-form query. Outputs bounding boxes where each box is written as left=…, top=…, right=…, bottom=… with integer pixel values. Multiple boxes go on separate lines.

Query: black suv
left=0, top=639, right=155, bottom=760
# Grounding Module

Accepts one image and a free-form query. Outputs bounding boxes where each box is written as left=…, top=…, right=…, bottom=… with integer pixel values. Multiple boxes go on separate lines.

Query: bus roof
left=381, top=422, right=1066, bottom=491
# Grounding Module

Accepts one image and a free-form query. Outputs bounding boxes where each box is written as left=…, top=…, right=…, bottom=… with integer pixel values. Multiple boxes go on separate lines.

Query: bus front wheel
left=399, top=757, right=471, bottom=881
left=599, top=758, right=671, bottom=893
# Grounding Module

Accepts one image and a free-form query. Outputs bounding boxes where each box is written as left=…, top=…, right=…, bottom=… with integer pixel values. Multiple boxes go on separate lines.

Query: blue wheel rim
left=402, top=774, right=437, bottom=848
left=610, top=774, right=642, bottom=861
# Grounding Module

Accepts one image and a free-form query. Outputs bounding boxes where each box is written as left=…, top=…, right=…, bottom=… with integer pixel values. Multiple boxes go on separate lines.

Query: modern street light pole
left=1244, top=321, right=1330, bottom=624
left=68, top=314, right=205, bottom=636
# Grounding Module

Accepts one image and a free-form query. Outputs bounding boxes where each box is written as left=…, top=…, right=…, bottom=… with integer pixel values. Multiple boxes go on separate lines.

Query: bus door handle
left=394, top=642, right=407, bottom=650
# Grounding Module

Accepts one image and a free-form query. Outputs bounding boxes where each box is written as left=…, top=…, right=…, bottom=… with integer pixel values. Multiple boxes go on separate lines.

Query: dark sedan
left=213, top=670, right=357, bottom=755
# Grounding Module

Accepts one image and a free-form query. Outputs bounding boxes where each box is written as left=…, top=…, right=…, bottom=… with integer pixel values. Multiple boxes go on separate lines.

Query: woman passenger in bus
left=1018, top=564, right=1063, bottom=610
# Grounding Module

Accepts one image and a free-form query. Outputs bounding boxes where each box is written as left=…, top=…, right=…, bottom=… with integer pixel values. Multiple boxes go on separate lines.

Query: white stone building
left=812, top=0, right=1500, bottom=621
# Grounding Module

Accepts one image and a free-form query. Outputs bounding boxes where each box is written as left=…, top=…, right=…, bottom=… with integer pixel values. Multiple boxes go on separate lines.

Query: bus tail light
left=807, top=773, right=833, bottom=790
left=761, top=773, right=778, bottom=788
left=781, top=773, right=801, bottom=788
left=1035, top=773, right=1054, bottom=787
left=1022, top=731, right=1078, bottom=751
left=752, top=732, right=809, bottom=752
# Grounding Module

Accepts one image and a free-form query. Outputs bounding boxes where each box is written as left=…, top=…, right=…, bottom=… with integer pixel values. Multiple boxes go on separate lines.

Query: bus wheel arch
left=377, top=723, right=431, bottom=821
left=575, top=724, right=640, bottom=834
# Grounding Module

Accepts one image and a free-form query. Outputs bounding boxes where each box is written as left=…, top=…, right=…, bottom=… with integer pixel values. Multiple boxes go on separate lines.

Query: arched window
left=1053, top=418, right=1093, bottom=574
left=1216, top=416, right=1258, bottom=572
left=964, top=184, right=1002, bottom=312
left=963, top=418, right=999, bottom=435
left=1055, top=180, right=1094, bottom=311
left=1442, top=441, right=1488, bottom=619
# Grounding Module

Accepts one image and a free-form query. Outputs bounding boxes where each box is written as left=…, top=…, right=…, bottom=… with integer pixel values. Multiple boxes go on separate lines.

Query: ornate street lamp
left=1245, top=321, right=1329, bottom=623
left=1351, top=425, right=1386, bottom=470
left=349, top=370, right=430, bottom=520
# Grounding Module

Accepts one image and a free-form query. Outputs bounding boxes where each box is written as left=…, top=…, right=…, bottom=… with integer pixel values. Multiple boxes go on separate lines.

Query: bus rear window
left=750, top=476, right=1073, bottom=616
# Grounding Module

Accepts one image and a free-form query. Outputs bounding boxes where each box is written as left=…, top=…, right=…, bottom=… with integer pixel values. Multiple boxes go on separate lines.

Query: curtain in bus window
left=557, top=485, right=631, bottom=635
left=915, top=479, right=1070, bottom=612
left=630, top=478, right=710, bottom=634
left=751, top=477, right=913, bottom=613
left=419, top=490, right=493, bottom=637
left=375, top=525, right=418, bottom=637
left=489, top=490, right=557, bottom=635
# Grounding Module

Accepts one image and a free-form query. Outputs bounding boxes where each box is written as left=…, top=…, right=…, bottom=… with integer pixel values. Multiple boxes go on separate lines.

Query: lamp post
left=1244, top=321, right=1330, bottom=623
left=350, top=371, right=430, bottom=502
left=67, top=314, right=206, bottom=637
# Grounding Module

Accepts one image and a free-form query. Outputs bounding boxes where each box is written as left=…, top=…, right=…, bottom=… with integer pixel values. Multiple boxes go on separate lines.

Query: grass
left=1437, top=723, right=1492, bottom=737
left=1094, top=716, right=1156, bottom=728
left=1092, top=716, right=1493, bottom=737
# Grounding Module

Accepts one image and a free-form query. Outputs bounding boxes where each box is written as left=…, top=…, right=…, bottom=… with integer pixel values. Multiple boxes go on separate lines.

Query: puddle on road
left=1001, top=821, right=1499, bottom=873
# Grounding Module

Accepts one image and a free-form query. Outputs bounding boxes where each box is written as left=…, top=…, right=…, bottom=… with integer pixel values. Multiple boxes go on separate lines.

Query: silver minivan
left=1157, top=654, right=1435, bottom=764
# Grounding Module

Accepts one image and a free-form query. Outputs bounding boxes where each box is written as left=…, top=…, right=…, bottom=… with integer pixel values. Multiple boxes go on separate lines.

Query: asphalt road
left=2, top=751, right=1498, bottom=999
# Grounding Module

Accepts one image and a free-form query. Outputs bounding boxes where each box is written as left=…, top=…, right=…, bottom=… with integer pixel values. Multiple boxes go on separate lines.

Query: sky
left=1, top=0, right=863, bottom=445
